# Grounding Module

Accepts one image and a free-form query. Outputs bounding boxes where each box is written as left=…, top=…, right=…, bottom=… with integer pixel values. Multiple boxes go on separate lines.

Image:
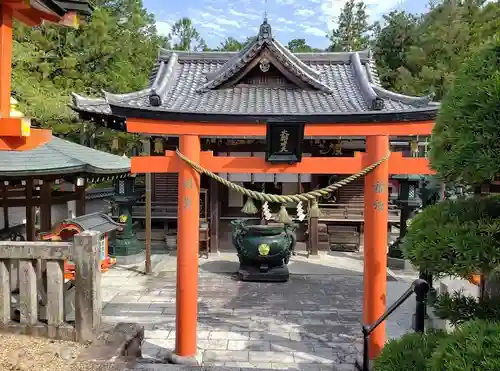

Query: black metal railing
left=356, top=278, right=430, bottom=371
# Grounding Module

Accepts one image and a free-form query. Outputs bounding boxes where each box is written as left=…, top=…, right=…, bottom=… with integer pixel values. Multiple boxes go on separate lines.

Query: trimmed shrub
left=429, top=35, right=500, bottom=184
left=402, top=196, right=500, bottom=278
left=373, top=330, right=447, bottom=371
left=429, top=319, right=500, bottom=371
left=433, top=291, right=500, bottom=325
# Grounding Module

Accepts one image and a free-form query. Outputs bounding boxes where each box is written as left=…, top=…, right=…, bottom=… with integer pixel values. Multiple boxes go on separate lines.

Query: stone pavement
left=101, top=252, right=418, bottom=370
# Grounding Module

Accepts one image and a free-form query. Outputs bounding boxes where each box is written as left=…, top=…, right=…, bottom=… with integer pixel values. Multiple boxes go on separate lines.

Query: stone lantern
left=388, top=175, right=423, bottom=258
left=109, top=175, right=141, bottom=264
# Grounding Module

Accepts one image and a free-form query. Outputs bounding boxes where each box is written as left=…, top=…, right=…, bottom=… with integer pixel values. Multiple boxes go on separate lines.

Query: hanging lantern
left=334, top=142, right=342, bottom=155
left=410, top=140, right=418, bottom=156
left=154, top=138, right=164, bottom=154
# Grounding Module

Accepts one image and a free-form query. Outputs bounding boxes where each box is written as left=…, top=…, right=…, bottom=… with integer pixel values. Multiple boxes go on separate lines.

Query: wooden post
left=40, top=180, right=52, bottom=232
left=19, top=259, right=37, bottom=325
left=75, top=178, right=86, bottom=217
left=46, top=259, right=64, bottom=338
left=0, top=4, right=13, bottom=118
left=74, top=231, right=102, bottom=343
left=143, top=139, right=152, bottom=274
left=0, top=258, right=10, bottom=325
left=25, top=179, right=36, bottom=241
left=209, top=178, right=219, bottom=253
left=363, top=135, right=389, bottom=359
left=175, top=135, right=200, bottom=358
left=2, top=184, right=8, bottom=230
left=308, top=212, right=319, bottom=255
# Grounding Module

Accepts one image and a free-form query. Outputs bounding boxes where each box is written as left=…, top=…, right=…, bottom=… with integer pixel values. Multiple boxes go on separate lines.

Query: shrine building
left=71, top=19, right=438, bottom=359
left=71, top=19, right=438, bottom=253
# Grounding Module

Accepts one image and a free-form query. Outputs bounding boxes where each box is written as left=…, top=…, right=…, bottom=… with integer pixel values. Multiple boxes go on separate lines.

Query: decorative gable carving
left=197, top=19, right=333, bottom=93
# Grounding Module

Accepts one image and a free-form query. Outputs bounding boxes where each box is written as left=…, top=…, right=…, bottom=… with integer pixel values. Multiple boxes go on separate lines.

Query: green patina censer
left=231, top=219, right=296, bottom=282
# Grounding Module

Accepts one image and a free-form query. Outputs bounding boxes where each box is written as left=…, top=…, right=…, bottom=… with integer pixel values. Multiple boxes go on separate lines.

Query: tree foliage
left=429, top=319, right=500, bottom=371
left=429, top=35, right=500, bottom=184
left=169, top=17, right=207, bottom=51
left=12, top=0, right=164, bottom=152
left=374, top=330, right=447, bottom=371
left=373, top=0, right=500, bottom=100
left=402, top=196, right=500, bottom=279
left=328, top=0, right=371, bottom=52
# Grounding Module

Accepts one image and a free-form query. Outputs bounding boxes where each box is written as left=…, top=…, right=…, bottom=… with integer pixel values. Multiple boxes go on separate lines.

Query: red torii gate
left=130, top=118, right=435, bottom=361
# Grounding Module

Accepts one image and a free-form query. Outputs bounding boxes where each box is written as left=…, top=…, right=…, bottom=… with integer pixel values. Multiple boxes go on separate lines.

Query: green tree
left=386, top=0, right=499, bottom=99
left=169, top=17, right=206, bottom=51
left=429, top=36, right=500, bottom=184
left=372, top=11, right=420, bottom=90
left=12, top=0, right=164, bottom=154
left=328, top=0, right=371, bottom=51
left=217, top=37, right=244, bottom=51
left=287, top=39, right=314, bottom=52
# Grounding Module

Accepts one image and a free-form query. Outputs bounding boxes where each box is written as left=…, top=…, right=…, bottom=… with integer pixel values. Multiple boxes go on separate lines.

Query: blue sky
left=144, top=0, right=431, bottom=49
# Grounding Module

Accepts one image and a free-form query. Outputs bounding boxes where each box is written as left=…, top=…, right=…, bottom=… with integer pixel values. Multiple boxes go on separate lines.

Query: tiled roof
left=53, top=0, right=93, bottom=16
left=71, top=20, right=439, bottom=124
left=29, top=0, right=93, bottom=17
left=63, top=212, right=122, bottom=234
left=0, top=136, right=130, bottom=178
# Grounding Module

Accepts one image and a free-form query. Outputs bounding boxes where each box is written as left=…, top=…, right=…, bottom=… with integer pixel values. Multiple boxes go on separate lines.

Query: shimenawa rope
left=175, top=149, right=390, bottom=223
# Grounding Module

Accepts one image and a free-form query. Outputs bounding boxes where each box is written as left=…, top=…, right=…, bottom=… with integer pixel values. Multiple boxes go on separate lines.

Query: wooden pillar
left=143, top=139, right=152, bottom=274
left=2, top=184, right=8, bottom=229
left=0, top=5, right=13, bottom=118
left=308, top=212, right=319, bottom=255
left=25, top=179, right=36, bottom=241
left=75, top=178, right=86, bottom=217
left=209, top=178, right=219, bottom=253
left=363, top=135, right=389, bottom=359
left=40, top=180, right=52, bottom=232
left=175, top=135, right=200, bottom=358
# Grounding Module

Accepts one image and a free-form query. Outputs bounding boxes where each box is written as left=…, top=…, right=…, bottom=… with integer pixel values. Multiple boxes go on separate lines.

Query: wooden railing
left=0, top=231, right=101, bottom=343
left=318, top=203, right=401, bottom=222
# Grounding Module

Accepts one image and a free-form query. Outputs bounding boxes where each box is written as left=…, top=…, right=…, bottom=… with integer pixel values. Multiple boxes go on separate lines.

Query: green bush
left=429, top=35, right=500, bottom=184
left=433, top=291, right=500, bottom=325
left=373, top=330, right=447, bottom=371
left=429, top=319, right=500, bottom=371
left=402, top=196, right=500, bottom=278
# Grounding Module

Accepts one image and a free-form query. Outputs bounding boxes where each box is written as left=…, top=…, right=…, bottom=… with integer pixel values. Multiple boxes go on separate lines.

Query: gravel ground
left=0, top=334, right=124, bottom=371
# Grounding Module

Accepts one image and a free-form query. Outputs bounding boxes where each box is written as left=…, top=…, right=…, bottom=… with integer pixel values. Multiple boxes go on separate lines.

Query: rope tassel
left=241, top=197, right=259, bottom=214
left=276, top=204, right=293, bottom=224
left=308, top=199, right=321, bottom=218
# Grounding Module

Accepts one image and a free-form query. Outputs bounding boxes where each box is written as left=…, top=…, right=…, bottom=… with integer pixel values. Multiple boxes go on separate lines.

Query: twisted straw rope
left=176, top=149, right=390, bottom=204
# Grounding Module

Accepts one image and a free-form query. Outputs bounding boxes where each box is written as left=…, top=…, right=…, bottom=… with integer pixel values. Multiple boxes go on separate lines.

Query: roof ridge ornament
left=149, top=89, right=162, bottom=107
left=258, top=18, right=272, bottom=40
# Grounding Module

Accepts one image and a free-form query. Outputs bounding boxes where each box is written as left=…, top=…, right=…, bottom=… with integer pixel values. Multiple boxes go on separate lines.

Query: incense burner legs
left=231, top=220, right=296, bottom=282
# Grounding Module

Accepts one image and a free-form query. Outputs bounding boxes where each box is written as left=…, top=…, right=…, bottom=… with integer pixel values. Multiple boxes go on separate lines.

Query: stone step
left=128, top=361, right=358, bottom=370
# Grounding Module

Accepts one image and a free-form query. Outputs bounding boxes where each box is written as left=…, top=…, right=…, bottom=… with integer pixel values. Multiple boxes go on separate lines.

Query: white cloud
left=155, top=21, right=171, bottom=36
left=301, top=25, right=327, bottom=37
left=274, top=25, right=296, bottom=33
left=203, top=23, right=227, bottom=32
left=228, top=8, right=261, bottom=20
left=295, top=9, right=315, bottom=17
left=276, top=17, right=294, bottom=24
left=214, top=18, right=242, bottom=28
left=276, top=0, right=297, bottom=4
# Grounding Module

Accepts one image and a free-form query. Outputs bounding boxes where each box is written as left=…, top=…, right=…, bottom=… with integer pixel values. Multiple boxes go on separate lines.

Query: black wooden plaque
left=265, top=122, right=305, bottom=164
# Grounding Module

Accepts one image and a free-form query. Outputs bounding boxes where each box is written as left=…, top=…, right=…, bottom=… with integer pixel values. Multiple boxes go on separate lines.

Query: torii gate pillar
left=175, top=134, right=201, bottom=359
left=363, top=135, right=390, bottom=358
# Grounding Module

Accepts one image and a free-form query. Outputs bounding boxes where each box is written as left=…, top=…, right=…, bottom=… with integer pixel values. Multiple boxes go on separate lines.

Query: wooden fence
left=0, top=230, right=101, bottom=343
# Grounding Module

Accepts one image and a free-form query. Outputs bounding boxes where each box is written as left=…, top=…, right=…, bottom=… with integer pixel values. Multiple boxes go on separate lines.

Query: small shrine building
left=71, top=19, right=438, bottom=360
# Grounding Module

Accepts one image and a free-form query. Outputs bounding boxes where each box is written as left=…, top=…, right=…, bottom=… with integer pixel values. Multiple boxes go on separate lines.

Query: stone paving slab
left=101, top=252, right=417, bottom=369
